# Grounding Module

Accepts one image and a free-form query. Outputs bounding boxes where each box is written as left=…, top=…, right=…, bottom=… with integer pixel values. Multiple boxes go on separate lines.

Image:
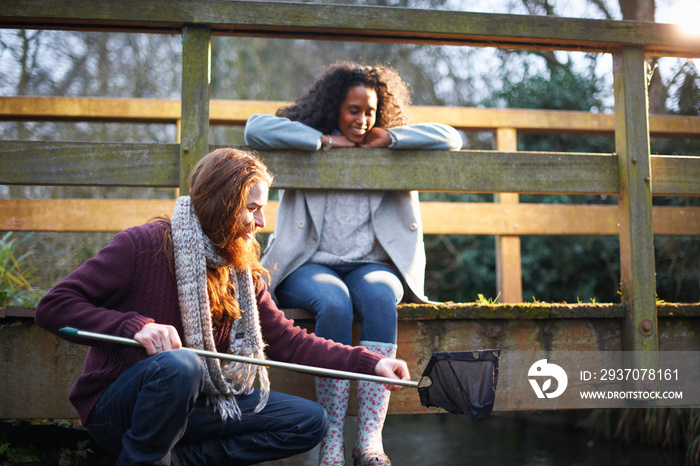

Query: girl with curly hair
left=245, top=62, right=462, bottom=466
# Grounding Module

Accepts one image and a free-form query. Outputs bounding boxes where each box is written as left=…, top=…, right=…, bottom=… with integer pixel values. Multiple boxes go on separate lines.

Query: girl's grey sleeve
left=387, top=123, right=463, bottom=150
left=244, top=114, right=323, bottom=151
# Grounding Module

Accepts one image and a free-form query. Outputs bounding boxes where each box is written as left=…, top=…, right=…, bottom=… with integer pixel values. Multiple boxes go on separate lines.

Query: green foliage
left=469, top=49, right=699, bottom=304
left=424, top=233, right=496, bottom=302
left=59, top=440, right=93, bottom=466
left=0, top=439, right=41, bottom=464
left=655, top=234, right=700, bottom=303
left=421, top=192, right=498, bottom=302
left=675, top=64, right=700, bottom=117
left=499, top=59, right=605, bottom=112
left=521, top=235, right=621, bottom=303
left=688, top=409, right=700, bottom=464
left=0, top=419, right=98, bottom=466
left=494, top=53, right=614, bottom=154
left=433, top=53, right=625, bottom=303
left=476, top=293, right=499, bottom=305
left=590, top=408, right=700, bottom=464
left=0, top=232, right=44, bottom=307
left=0, top=420, right=109, bottom=466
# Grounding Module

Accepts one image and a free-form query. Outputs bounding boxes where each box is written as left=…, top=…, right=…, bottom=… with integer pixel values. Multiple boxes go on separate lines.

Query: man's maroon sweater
left=35, top=222, right=382, bottom=425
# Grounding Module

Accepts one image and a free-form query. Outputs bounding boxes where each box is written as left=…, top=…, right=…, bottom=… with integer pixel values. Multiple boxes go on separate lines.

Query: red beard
left=226, top=224, right=261, bottom=271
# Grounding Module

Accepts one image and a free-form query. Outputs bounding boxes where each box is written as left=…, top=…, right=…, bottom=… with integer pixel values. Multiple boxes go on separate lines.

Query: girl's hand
left=134, top=322, right=182, bottom=355
left=321, top=134, right=357, bottom=149
left=359, top=128, right=392, bottom=148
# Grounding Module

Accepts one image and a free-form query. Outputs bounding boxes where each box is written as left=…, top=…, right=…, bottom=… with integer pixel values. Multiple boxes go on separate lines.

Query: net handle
left=59, top=327, right=419, bottom=388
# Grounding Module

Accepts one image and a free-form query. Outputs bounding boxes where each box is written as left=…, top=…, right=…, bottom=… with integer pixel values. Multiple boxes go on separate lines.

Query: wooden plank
left=409, top=106, right=700, bottom=138
left=1, top=1, right=698, bottom=57
left=652, top=206, right=700, bottom=235
left=651, top=155, right=700, bottom=196
left=0, top=96, right=182, bottom=123
left=257, top=149, right=620, bottom=194
left=494, top=128, right=523, bottom=303
left=419, top=204, right=700, bottom=236
left=180, top=25, right=211, bottom=191
left=1, top=306, right=35, bottom=318
left=495, top=234, right=522, bottom=302
left=1, top=142, right=622, bottom=193
left=614, top=46, right=657, bottom=353
left=0, top=199, right=179, bottom=232
left=0, top=145, right=695, bottom=198
left=0, top=141, right=180, bottom=187
left=6, top=302, right=700, bottom=323
left=3, top=97, right=699, bottom=138
left=210, top=100, right=288, bottom=126
left=2, top=199, right=698, bottom=236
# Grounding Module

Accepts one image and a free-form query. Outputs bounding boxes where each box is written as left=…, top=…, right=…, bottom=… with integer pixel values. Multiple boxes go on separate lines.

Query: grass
left=0, top=232, right=45, bottom=307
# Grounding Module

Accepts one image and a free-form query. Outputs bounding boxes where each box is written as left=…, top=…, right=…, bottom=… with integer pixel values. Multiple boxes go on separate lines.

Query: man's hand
left=134, top=322, right=182, bottom=355
left=374, top=357, right=411, bottom=391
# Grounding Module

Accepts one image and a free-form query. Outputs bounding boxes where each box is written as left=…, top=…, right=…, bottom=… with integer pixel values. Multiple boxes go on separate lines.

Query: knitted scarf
left=171, top=195, right=269, bottom=420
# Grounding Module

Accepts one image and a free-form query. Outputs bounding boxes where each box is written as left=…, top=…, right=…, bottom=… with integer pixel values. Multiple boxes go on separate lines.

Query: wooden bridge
left=1, top=1, right=699, bottom=418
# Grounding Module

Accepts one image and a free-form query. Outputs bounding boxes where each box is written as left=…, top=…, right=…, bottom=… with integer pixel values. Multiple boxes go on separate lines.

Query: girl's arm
left=245, top=114, right=462, bottom=151
left=387, top=122, right=463, bottom=150
left=244, top=114, right=323, bottom=151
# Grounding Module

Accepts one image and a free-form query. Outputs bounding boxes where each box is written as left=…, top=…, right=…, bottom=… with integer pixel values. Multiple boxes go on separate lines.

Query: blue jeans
left=85, top=350, right=327, bottom=466
left=275, top=262, right=402, bottom=345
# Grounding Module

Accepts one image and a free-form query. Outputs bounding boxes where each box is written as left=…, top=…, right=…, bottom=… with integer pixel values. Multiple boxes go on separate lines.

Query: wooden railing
left=2, top=96, right=699, bottom=303
left=1, top=0, right=700, bottom=418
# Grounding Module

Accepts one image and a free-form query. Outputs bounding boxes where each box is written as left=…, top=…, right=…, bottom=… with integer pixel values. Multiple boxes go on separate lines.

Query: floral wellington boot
left=352, top=341, right=396, bottom=466
left=316, top=376, right=351, bottom=465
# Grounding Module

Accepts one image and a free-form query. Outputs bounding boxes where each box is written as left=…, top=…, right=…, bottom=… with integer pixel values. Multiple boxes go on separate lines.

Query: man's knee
left=308, top=400, right=330, bottom=445
left=158, top=350, right=205, bottom=393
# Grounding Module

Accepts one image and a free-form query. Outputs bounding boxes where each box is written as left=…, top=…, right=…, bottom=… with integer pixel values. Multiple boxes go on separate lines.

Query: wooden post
left=613, top=46, right=658, bottom=353
left=495, top=128, right=523, bottom=303
left=180, top=26, right=211, bottom=192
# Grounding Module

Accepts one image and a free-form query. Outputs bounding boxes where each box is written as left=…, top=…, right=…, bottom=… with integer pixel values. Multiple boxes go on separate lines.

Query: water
left=262, top=412, right=686, bottom=465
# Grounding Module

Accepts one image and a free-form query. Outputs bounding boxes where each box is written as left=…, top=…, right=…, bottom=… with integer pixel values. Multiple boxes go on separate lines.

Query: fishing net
left=417, top=350, right=500, bottom=420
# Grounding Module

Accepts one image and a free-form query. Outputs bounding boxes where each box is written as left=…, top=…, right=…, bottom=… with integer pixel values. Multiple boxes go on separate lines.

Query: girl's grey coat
left=244, top=114, right=462, bottom=304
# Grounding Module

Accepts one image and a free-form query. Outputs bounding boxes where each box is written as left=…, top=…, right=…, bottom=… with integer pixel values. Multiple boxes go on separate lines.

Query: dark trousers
left=85, top=349, right=328, bottom=465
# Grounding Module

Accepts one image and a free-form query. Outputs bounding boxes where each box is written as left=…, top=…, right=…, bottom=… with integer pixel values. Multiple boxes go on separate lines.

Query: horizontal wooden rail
left=2, top=141, right=699, bottom=195
left=420, top=203, right=700, bottom=236
left=2, top=97, right=700, bottom=138
left=5, top=302, right=700, bottom=323
left=1, top=1, right=699, bottom=57
left=1, top=142, right=181, bottom=187
left=0, top=199, right=700, bottom=236
left=1, top=199, right=698, bottom=236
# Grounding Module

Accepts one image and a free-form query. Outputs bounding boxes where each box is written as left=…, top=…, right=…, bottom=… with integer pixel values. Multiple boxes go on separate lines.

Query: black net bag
left=418, top=350, right=500, bottom=420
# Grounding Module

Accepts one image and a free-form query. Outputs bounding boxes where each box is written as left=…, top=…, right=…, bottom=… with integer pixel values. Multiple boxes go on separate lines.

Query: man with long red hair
left=35, top=148, right=410, bottom=465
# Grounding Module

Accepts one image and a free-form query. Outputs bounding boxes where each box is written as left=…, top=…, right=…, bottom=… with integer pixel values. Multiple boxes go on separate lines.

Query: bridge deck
left=2, top=304, right=698, bottom=419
